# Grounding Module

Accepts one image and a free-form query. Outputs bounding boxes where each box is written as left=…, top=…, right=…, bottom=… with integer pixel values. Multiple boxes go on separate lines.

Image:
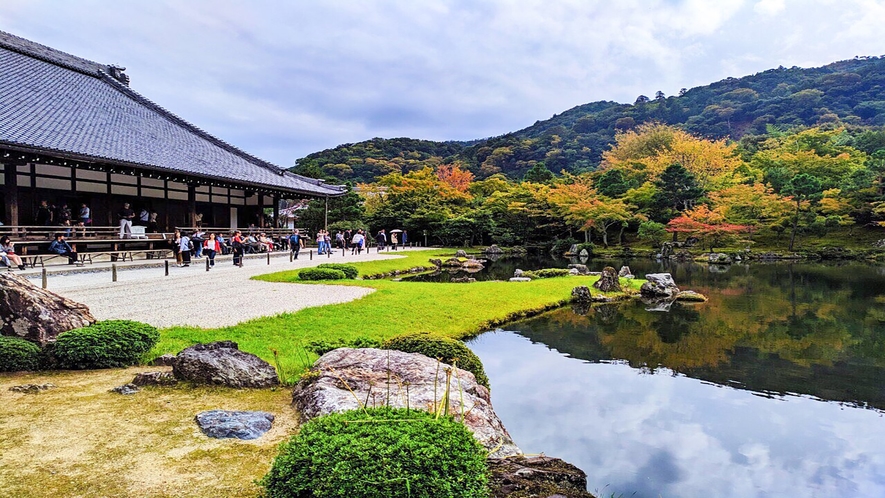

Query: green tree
left=784, top=173, right=824, bottom=251
left=522, top=162, right=555, bottom=183
left=653, top=163, right=705, bottom=221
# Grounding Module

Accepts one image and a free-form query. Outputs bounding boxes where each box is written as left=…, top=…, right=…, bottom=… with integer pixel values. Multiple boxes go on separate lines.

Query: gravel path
left=46, top=250, right=409, bottom=328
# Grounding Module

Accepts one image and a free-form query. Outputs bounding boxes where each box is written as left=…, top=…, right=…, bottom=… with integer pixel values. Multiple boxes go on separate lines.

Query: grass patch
left=152, top=249, right=642, bottom=375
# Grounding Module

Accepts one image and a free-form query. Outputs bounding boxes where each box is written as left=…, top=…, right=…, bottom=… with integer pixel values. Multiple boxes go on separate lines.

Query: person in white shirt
left=179, top=232, right=192, bottom=267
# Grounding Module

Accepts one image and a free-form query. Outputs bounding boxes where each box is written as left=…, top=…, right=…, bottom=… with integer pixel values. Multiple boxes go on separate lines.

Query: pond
left=465, top=259, right=885, bottom=498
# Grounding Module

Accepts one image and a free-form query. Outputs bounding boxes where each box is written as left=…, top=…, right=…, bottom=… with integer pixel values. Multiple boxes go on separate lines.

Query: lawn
left=152, top=249, right=641, bottom=378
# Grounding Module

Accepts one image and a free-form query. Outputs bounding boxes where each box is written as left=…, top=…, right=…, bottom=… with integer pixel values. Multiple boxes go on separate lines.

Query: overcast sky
left=2, top=0, right=884, bottom=166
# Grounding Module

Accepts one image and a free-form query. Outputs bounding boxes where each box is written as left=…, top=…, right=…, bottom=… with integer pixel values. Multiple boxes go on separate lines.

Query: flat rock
left=132, top=371, right=178, bottom=386
left=9, top=383, right=55, bottom=393
left=676, top=290, right=708, bottom=302
left=0, top=273, right=96, bottom=346
left=292, top=347, right=521, bottom=458
left=195, top=410, right=275, bottom=440
left=110, top=384, right=139, bottom=395
left=510, top=277, right=532, bottom=282
left=172, top=341, right=279, bottom=388
left=488, top=455, right=593, bottom=498
left=640, top=272, right=680, bottom=298
left=150, top=354, right=176, bottom=366
left=568, top=264, right=589, bottom=275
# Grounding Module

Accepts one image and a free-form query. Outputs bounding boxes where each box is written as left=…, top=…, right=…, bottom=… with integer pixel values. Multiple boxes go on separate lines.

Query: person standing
left=78, top=203, right=91, bottom=226
left=204, top=233, right=221, bottom=268
left=118, top=203, right=135, bottom=238
left=147, top=210, right=159, bottom=233
left=179, top=232, right=192, bottom=267
left=402, top=230, right=408, bottom=247
left=36, top=200, right=53, bottom=226
left=171, top=229, right=182, bottom=266
left=289, top=229, right=303, bottom=260
left=391, top=231, right=398, bottom=251
left=231, top=230, right=245, bottom=267
left=48, top=233, right=78, bottom=264
left=351, top=230, right=364, bottom=255
left=375, top=229, right=387, bottom=252
left=138, top=208, right=150, bottom=227
left=316, top=230, right=325, bottom=255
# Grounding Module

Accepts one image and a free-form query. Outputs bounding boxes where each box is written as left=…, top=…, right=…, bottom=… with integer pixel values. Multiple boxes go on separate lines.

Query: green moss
left=0, top=336, right=42, bottom=372
left=383, top=333, right=490, bottom=388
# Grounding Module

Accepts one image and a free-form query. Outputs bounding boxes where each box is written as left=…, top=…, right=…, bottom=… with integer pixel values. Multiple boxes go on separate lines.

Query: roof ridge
left=0, top=30, right=109, bottom=77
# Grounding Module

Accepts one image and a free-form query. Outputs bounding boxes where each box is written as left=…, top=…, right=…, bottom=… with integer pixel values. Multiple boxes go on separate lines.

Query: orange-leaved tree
left=549, top=177, right=644, bottom=246
left=666, top=205, right=751, bottom=253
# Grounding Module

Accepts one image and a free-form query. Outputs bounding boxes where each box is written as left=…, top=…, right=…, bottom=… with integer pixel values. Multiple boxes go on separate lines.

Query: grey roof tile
left=0, top=31, right=342, bottom=197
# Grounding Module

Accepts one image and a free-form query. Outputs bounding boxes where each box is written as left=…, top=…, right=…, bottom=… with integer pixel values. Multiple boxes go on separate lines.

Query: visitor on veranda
left=118, top=203, right=135, bottom=238
left=48, top=233, right=78, bottom=265
left=0, top=236, right=26, bottom=270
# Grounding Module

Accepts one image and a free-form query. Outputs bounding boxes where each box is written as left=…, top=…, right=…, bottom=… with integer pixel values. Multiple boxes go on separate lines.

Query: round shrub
left=0, top=336, right=42, bottom=372
left=316, top=263, right=359, bottom=279
left=298, top=268, right=347, bottom=281
left=53, top=320, right=159, bottom=369
left=383, top=333, right=490, bottom=389
left=261, top=407, right=489, bottom=498
left=534, top=268, right=571, bottom=278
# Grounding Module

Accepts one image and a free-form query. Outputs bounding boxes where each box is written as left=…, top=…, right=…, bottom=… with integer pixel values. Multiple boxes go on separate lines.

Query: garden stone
left=571, top=286, right=592, bottom=303
left=484, top=245, right=504, bottom=254
left=708, top=252, right=732, bottom=264
left=509, top=277, right=531, bottom=282
left=9, top=383, right=55, bottom=393
left=111, top=384, right=139, bottom=395
left=195, top=410, right=274, bottom=440
left=514, top=269, right=524, bottom=277
left=875, top=239, right=885, bottom=248
left=579, top=248, right=589, bottom=257
left=569, top=268, right=579, bottom=275
left=566, top=244, right=578, bottom=255
left=292, top=347, right=521, bottom=458
left=150, top=354, right=176, bottom=366
left=132, top=371, right=178, bottom=386
left=568, top=264, right=589, bottom=275
left=442, top=257, right=463, bottom=267
left=461, top=259, right=484, bottom=269
left=640, top=273, right=680, bottom=298
left=676, top=290, right=708, bottom=302
left=592, top=266, right=621, bottom=293
left=172, top=341, right=279, bottom=388
left=451, top=276, right=476, bottom=283
left=454, top=250, right=468, bottom=258
left=429, top=258, right=443, bottom=267
left=488, top=455, right=593, bottom=498
left=618, top=266, right=633, bottom=278
left=0, top=273, right=95, bottom=346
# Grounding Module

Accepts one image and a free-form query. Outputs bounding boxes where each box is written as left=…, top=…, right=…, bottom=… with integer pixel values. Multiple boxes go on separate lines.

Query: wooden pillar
left=187, top=183, right=196, bottom=228
left=258, top=193, right=265, bottom=228
left=3, top=162, right=19, bottom=226
left=324, top=195, right=329, bottom=231
left=272, top=194, right=280, bottom=229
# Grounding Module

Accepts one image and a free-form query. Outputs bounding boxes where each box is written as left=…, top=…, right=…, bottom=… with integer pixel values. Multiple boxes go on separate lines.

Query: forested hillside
left=294, top=56, right=885, bottom=183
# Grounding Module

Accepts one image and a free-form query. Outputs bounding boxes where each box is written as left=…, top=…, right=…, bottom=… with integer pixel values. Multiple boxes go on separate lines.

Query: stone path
left=44, top=250, right=411, bottom=328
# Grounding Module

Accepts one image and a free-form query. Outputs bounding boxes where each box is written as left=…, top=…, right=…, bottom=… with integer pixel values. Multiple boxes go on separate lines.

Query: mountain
left=294, top=56, right=885, bottom=183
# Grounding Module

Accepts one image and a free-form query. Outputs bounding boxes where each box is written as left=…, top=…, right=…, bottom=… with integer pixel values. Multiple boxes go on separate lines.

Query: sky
left=2, top=0, right=885, bottom=167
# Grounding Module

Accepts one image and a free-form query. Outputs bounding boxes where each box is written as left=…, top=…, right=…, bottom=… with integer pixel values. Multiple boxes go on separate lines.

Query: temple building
left=0, top=30, right=343, bottom=230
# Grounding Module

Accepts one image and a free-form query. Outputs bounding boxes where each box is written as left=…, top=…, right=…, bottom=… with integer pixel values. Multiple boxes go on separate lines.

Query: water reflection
left=467, top=260, right=885, bottom=497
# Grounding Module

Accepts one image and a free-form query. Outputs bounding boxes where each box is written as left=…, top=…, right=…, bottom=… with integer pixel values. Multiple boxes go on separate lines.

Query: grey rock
left=441, top=257, right=464, bottom=267
left=132, top=371, right=178, bottom=386
left=292, top=348, right=521, bottom=458
left=571, top=286, right=592, bottom=303
left=708, top=252, right=732, bottom=264
left=111, top=383, right=139, bottom=395
left=488, top=455, right=593, bottom=498
left=640, top=273, right=680, bottom=298
left=509, top=277, right=531, bottom=282
left=675, top=290, right=708, bottom=302
left=461, top=259, right=485, bottom=269
left=429, top=258, right=443, bottom=267
left=568, top=264, right=589, bottom=275
left=579, top=248, right=589, bottom=257
left=593, top=266, right=622, bottom=293
left=618, top=266, right=633, bottom=278
left=150, top=354, right=176, bottom=366
left=451, top=276, right=476, bottom=283
left=0, top=273, right=96, bottom=346
left=566, top=244, right=578, bottom=255
left=484, top=244, right=504, bottom=254
left=454, top=250, right=468, bottom=258
left=172, top=341, right=279, bottom=388
left=9, top=383, right=55, bottom=393
left=195, top=410, right=274, bottom=440
left=569, top=268, right=580, bottom=275
left=513, top=269, right=524, bottom=277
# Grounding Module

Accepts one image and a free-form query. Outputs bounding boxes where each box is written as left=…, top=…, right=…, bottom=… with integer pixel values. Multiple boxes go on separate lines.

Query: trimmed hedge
left=298, top=268, right=347, bottom=281
left=522, top=268, right=571, bottom=280
left=53, top=320, right=159, bottom=369
left=0, top=336, right=42, bottom=372
left=261, top=407, right=489, bottom=498
left=383, top=333, right=490, bottom=389
left=306, top=336, right=383, bottom=356
left=316, top=263, right=359, bottom=279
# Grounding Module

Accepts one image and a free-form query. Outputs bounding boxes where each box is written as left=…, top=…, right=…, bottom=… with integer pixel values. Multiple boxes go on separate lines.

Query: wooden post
left=273, top=194, right=280, bottom=229
left=267, top=252, right=271, bottom=265
left=187, top=183, right=196, bottom=228
left=165, top=260, right=169, bottom=276
left=41, top=268, right=47, bottom=289
left=3, top=162, right=19, bottom=226
left=324, top=196, right=329, bottom=231
left=112, top=264, right=117, bottom=282
left=206, top=257, right=210, bottom=272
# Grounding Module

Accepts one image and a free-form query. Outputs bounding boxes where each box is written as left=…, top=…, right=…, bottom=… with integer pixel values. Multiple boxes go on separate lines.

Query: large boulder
left=571, top=286, right=592, bottom=303
left=292, top=347, right=521, bottom=458
left=172, top=341, right=279, bottom=388
left=618, top=265, right=633, bottom=278
left=441, top=257, right=464, bottom=267
left=592, top=266, right=622, bottom=293
left=640, top=273, right=680, bottom=298
left=568, top=264, right=589, bottom=275
left=0, top=273, right=95, bottom=346
left=195, top=410, right=274, bottom=440
left=454, top=249, right=469, bottom=258
left=484, top=244, right=504, bottom=254
left=488, top=456, right=593, bottom=498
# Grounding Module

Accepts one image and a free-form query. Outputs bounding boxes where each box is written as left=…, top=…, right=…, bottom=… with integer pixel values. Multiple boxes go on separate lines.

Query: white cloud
left=754, top=0, right=787, bottom=16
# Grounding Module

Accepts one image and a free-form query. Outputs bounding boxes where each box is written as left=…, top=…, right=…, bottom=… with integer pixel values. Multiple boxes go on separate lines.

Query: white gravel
left=45, top=250, right=413, bottom=328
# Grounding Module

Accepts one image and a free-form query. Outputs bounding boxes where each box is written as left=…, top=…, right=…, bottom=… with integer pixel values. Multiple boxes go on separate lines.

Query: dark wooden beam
left=3, top=162, right=19, bottom=226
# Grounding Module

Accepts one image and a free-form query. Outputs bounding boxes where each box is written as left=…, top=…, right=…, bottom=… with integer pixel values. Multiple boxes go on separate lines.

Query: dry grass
left=0, top=367, right=296, bottom=498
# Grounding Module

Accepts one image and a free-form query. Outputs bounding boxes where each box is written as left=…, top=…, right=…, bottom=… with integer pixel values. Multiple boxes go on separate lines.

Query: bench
left=23, top=253, right=84, bottom=268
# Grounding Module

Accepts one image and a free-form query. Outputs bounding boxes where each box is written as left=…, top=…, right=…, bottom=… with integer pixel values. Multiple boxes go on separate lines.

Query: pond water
left=464, top=259, right=885, bottom=498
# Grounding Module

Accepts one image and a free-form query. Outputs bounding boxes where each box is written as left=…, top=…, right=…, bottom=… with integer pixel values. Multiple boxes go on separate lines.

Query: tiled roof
left=0, top=30, right=344, bottom=197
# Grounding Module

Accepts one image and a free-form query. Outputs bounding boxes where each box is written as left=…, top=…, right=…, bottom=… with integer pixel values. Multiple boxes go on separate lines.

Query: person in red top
left=203, top=233, right=222, bottom=268
left=231, top=230, right=245, bottom=267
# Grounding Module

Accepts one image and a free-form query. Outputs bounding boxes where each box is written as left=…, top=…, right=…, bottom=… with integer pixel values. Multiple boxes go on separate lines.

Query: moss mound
left=383, top=333, right=490, bottom=389
left=261, top=407, right=489, bottom=498
left=0, top=336, right=42, bottom=372
left=316, top=263, right=359, bottom=279
left=298, top=268, right=347, bottom=281
left=53, top=320, right=159, bottom=369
